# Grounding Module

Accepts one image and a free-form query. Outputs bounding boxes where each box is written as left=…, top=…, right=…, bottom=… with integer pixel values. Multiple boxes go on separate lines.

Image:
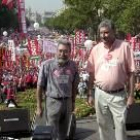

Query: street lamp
left=34, top=22, right=40, bottom=31
left=98, top=8, right=104, bottom=19
left=84, top=40, right=93, bottom=51
left=3, top=31, right=8, bottom=37
left=2, top=31, right=8, bottom=44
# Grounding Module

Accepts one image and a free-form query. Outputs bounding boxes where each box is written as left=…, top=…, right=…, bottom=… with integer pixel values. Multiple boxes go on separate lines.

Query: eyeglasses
left=58, top=49, right=69, bottom=53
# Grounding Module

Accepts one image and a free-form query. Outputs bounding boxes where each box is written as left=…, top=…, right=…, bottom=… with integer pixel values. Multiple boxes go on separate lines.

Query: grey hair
left=98, top=19, right=115, bottom=31
left=57, top=39, right=71, bottom=52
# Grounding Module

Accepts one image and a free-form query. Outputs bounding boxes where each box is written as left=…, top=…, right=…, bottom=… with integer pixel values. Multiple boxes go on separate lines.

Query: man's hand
left=72, top=102, right=75, bottom=112
left=135, top=83, right=140, bottom=91
left=88, top=96, right=94, bottom=106
left=36, top=86, right=44, bottom=117
left=127, top=95, right=135, bottom=108
left=36, top=106, right=43, bottom=118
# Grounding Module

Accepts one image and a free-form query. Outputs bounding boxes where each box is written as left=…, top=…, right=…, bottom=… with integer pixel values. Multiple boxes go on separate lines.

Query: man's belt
left=96, top=85, right=124, bottom=93
left=50, top=97, right=69, bottom=100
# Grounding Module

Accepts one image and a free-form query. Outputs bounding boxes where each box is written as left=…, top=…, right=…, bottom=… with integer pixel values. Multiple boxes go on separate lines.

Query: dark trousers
left=0, top=94, right=3, bottom=103
left=0, top=93, right=6, bottom=103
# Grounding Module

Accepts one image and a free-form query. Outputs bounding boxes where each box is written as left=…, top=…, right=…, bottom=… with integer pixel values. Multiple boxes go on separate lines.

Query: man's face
left=99, top=26, right=115, bottom=44
left=57, top=44, right=71, bottom=65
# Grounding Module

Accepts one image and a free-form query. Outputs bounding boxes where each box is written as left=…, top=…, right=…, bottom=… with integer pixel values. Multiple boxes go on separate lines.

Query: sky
left=25, top=0, right=64, bottom=13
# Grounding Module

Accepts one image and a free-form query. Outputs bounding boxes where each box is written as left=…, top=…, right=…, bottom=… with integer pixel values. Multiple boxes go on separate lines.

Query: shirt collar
left=54, top=58, right=70, bottom=67
left=103, top=39, right=117, bottom=51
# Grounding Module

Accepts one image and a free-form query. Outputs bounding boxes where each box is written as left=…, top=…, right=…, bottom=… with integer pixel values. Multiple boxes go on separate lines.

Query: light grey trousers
left=46, top=97, right=72, bottom=140
left=95, top=87, right=128, bottom=140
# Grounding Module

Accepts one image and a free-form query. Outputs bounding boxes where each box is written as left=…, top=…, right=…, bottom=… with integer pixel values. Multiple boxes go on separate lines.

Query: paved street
left=19, top=112, right=140, bottom=140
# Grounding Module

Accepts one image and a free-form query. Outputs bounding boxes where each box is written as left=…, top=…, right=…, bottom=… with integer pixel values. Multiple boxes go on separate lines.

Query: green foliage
left=0, top=89, right=95, bottom=120
left=0, top=2, right=19, bottom=30
left=45, top=0, right=140, bottom=36
left=134, top=90, right=140, bottom=100
left=75, top=98, right=95, bottom=118
left=116, top=0, right=140, bottom=35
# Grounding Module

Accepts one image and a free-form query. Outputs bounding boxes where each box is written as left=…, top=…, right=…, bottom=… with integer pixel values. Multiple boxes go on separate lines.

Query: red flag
left=2, top=0, right=14, bottom=9
left=2, top=0, right=7, bottom=5
left=126, top=33, right=131, bottom=41
left=27, top=39, right=39, bottom=56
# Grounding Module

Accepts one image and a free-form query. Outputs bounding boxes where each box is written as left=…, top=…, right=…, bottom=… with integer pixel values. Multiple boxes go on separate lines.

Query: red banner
left=17, top=0, right=27, bottom=33
left=0, top=47, right=12, bottom=67
left=2, top=0, right=14, bottom=9
left=75, top=30, right=86, bottom=45
left=68, top=37, right=75, bottom=59
left=28, top=39, right=39, bottom=56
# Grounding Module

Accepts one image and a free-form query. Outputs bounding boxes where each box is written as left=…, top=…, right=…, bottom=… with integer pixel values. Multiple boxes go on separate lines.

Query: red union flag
left=130, top=37, right=136, bottom=50
left=75, top=30, right=86, bottom=45
left=2, top=0, right=14, bottom=9
left=68, top=36, right=75, bottom=59
left=28, top=39, right=39, bottom=56
left=2, top=0, right=7, bottom=4
left=126, top=33, right=131, bottom=41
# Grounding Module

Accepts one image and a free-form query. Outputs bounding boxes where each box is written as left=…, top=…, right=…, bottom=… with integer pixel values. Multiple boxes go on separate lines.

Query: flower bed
left=0, top=89, right=95, bottom=120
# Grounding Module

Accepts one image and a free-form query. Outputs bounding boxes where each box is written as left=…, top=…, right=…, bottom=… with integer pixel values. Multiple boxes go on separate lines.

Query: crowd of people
left=0, top=67, right=38, bottom=107
left=0, top=18, right=138, bottom=140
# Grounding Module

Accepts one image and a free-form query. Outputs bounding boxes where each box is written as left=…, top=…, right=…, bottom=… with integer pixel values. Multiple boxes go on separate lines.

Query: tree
left=0, top=1, right=19, bottom=31
left=45, top=0, right=101, bottom=38
left=44, top=0, right=140, bottom=37
left=115, top=0, right=140, bottom=35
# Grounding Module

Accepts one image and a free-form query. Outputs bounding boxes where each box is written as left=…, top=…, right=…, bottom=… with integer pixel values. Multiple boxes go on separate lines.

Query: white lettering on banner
left=30, top=57, right=40, bottom=66
left=8, top=40, right=16, bottom=61
left=30, top=40, right=37, bottom=55
left=75, top=30, right=85, bottom=45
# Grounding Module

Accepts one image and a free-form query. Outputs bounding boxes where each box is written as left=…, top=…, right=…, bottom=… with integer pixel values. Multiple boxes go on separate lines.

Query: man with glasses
left=36, top=39, right=79, bottom=140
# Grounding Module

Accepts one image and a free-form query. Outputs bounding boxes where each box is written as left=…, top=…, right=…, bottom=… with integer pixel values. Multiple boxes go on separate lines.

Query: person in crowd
left=0, top=73, right=3, bottom=103
left=25, top=71, right=33, bottom=88
left=78, top=77, right=88, bottom=98
left=6, top=79, right=18, bottom=108
left=17, top=74, right=26, bottom=92
left=36, top=39, right=79, bottom=140
left=87, top=19, right=135, bottom=140
left=1, top=78, right=9, bottom=103
left=17, top=75, right=22, bottom=92
left=32, top=73, right=38, bottom=88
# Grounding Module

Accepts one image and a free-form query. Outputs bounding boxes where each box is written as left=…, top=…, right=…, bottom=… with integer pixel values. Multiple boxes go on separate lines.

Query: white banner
left=43, top=40, right=57, bottom=53
left=8, top=40, right=16, bottom=61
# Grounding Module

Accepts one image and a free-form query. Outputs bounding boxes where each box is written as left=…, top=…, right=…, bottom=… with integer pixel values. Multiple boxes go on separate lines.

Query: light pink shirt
left=87, top=39, right=135, bottom=91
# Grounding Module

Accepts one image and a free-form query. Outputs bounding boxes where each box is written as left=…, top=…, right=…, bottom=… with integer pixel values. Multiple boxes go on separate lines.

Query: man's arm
left=72, top=63, right=79, bottom=111
left=72, top=83, right=77, bottom=104
left=87, top=72, right=94, bottom=106
left=36, top=62, right=48, bottom=117
left=127, top=72, right=135, bottom=107
left=72, top=76, right=79, bottom=111
left=87, top=72, right=94, bottom=96
left=36, top=85, right=44, bottom=117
